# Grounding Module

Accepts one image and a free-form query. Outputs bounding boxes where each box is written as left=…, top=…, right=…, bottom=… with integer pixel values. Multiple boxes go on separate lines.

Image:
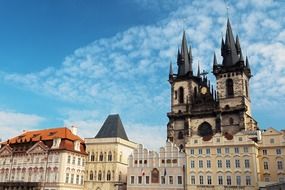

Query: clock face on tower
left=201, top=87, right=208, bottom=95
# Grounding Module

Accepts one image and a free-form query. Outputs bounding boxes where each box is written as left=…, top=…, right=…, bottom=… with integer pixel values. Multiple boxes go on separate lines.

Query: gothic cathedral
left=167, top=19, right=258, bottom=150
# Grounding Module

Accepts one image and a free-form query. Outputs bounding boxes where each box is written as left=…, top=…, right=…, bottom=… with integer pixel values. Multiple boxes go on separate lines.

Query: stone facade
left=167, top=19, right=258, bottom=151
left=127, top=142, right=185, bottom=190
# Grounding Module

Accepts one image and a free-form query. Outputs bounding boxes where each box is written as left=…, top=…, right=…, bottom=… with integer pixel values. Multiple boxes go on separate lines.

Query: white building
left=127, top=141, right=186, bottom=190
left=0, top=126, right=87, bottom=190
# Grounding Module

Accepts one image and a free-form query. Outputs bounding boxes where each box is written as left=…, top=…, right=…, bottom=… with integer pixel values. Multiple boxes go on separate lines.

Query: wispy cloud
left=0, top=110, right=44, bottom=141
left=1, top=0, right=285, bottom=147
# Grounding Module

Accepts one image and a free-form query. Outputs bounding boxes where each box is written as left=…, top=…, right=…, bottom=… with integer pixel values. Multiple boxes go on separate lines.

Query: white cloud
left=1, top=0, right=285, bottom=145
left=0, top=110, right=44, bottom=141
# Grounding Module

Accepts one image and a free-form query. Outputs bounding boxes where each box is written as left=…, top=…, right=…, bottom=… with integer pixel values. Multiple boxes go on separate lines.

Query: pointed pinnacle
left=213, top=52, right=218, bottom=66
left=169, top=62, right=173, bottom=76
left=246, top=56, right=250, bottom=68
left=236, top=35, right=241, bottom=53
left=239, top=50, right=244, bottom=62
left=197, top=62, right=200, bottom=77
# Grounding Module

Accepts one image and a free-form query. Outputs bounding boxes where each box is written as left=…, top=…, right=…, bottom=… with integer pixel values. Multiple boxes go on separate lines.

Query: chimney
left=71, top=126, right=78, bottom=135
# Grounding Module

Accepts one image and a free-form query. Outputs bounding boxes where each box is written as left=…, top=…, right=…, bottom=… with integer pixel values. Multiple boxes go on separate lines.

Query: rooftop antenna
left=224, top=0, right=230, bottom=19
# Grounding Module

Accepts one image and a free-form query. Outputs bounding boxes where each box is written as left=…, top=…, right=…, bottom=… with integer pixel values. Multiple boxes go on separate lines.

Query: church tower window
left=178, top=131, right=184, bottom=139
left=226, top=79, right=234, bottom=96
left=245, top=80, right=248, bottom=97
left=229, top=117, right=234, bottom=125
left=178, top=87, right=184, bottom=103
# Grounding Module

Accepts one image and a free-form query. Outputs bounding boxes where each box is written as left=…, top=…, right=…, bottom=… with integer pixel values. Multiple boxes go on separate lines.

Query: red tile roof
left=3, top=127, right=86, bottom=154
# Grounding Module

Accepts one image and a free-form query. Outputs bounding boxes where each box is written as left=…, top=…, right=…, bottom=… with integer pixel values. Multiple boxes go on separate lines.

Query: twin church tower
left=167, top=19, right=258, bottom=150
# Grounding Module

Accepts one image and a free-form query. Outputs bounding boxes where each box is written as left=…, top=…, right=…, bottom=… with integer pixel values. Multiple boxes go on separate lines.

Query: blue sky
left=0, top=0, right=284, bottom=149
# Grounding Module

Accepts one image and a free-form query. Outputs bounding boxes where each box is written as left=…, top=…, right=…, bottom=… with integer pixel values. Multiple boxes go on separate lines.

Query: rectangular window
left=146, top=176, right=150, bottom=184
left=246, top=176, right=251, bottom=185
left=263, top=149, right=267, bottom=155
left=235, top=160, right=240, bottom=168
left=217, top=148, right=221, bottom=154
left=190, top=149, right=194, bottom=154
left=276, top=148, right=282, bottom=155
left=218, top=176, right=223, bottom=185
left=76, top=175, right=79, bottom=184
left=131, top=176, right=135, bottom=184
left=270, top=138, right=275, bottom=144
left=236, top=176, right=241, bottom=186
left=277, top=161, right=283, bottom=170
left=67, top=156, right=71, bottom=164
left=216, top=138, right=220, bottom=142
left=138, top=176, right=142, bottom=184
left=217, top=160, right=222, bottom=168
left=169, top=176, right=173, bottom=184
left=245, top=159, right=250, bottom=168
left=225, top=147, right=230, bottom=154
left=65, top=173, right=69, bottom=183
left=178, top=176, right=182, bottom=184
left=207, top=160, right=211, bottom=168
left=265, top=177, right=270, bottom=182
left=239, top=137, right=242, bottom=141
left=227, top=176, right=231, bottom=185
left=191, top=176, right=195, bottom=184
left=81, top=175, right=84, bottom=185
left=244, top=147, right=248, bottom=153
left=161, top=176, right=165, bottom=184
left=198, top=149, right=203, bottom=154
left=234, top=147, right=239, bottom=154
left=72, top=157, right=75, bottom=164
left=226, top=160, right=231, bottom=168
left=264, top=161, right=269, bottom=170
left=78, top=158, right=81, bottom=166
left=206, top=148, right=211, bottom=155
left=190, top=160, right=195, bottom=168
left=71, top=174, right=74, bottom=184
left=199, top=160, right=203, bottom=168
left=207, top=176, right=212, bottom=185
left=199, top=176, right=204, bottom=185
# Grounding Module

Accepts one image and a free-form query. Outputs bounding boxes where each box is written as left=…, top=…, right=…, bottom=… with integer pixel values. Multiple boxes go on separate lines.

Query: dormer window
left=52, top=138, right=61, bottom=149
left=74, top=140, right=80, bottom=151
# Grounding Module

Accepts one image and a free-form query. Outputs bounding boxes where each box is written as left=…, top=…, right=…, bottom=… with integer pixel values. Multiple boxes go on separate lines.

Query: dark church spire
left=236, top=35, right=241, bottom=54
left=177, top=31, right=193, bottom=77
left=213, top=52, right=218, bottom=67
left=221, top=18, right=239, bottom=66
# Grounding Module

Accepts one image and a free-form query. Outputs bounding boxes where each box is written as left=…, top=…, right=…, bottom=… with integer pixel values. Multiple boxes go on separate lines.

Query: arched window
left=89, top=171, right=93, bottom=180
left=91, top=153, right=95, bottom=161
left=118, top=171, right=122, bottom=181
left=94, top=171, right=97, bottom=181
left=229, top=117, right=234, bottom=125
left=245, top=80, right=248, bottom=97
left=99, top=152, right=103, bottom=161
left=178, top=87, right=184, bottom=103
left=108, top=151, right=112, bottom=161
left=226, top=79, right=234, bottom=96
left=178, top=131, right=184, bottom=139
left=98, top=171, right=102, bottom=181
left=107, top=171, right=111, bottom=181
left=151, top=168, right=159, bottom=183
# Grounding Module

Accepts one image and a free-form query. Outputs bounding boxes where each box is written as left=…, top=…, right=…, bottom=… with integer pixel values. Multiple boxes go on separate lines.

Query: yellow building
left=84, top=114, right=137, bottom=190
left=258, top=128, right=285, bottom=187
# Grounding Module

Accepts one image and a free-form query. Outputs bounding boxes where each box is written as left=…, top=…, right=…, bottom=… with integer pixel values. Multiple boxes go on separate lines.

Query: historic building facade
left=127, top=142, right=185, bottom=190
left=167, top=18, right=285, bottom=190
left=84, top=114, right=137, bottom=190
left=0, top=126, right=87, bottom=190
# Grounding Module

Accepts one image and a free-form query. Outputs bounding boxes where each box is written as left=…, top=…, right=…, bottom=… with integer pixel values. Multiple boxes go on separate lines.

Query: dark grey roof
left=95, top=114, right=129, bottom=141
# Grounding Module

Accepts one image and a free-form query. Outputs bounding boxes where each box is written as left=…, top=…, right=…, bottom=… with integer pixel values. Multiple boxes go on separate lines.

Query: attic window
left=48, top=132, right=57, bottom=136
left=18, top=135, right=25, bottom=139
left=32, top=134, right=40, bottom=138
